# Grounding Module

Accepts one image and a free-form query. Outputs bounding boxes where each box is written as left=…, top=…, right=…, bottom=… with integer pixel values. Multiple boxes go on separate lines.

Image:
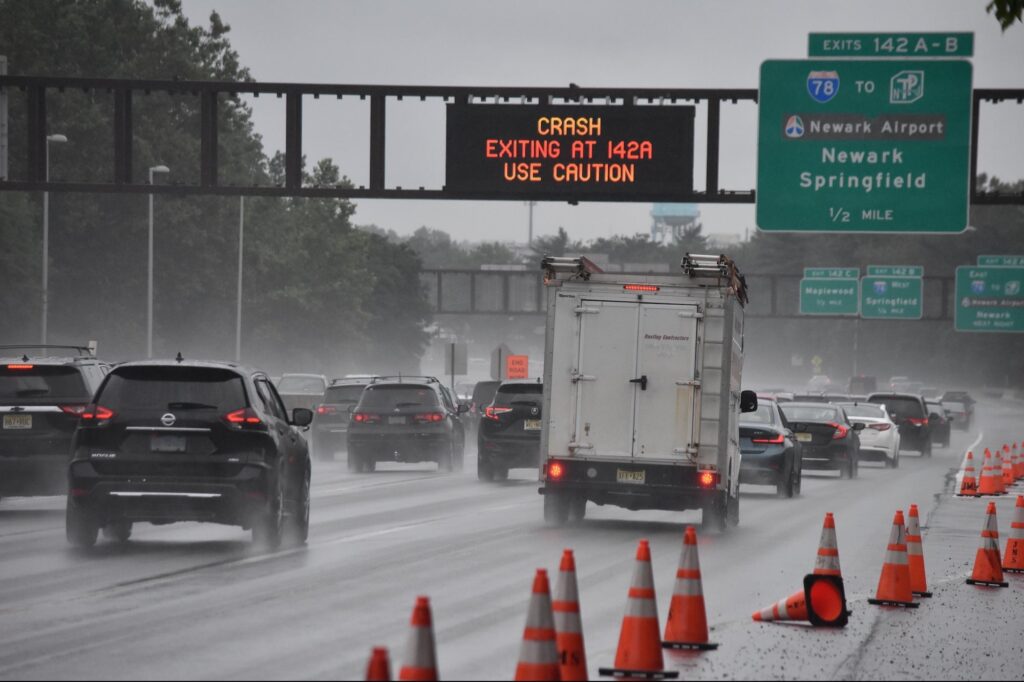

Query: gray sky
left=180, top=0, right=1023, bottom=243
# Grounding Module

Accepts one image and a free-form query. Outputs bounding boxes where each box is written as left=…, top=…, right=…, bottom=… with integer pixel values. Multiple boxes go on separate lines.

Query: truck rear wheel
left=543, top=491, right=570, bottom=526
left=702, top=494, right=728, bottom=533
left=568, top=495, right=587, bottom=523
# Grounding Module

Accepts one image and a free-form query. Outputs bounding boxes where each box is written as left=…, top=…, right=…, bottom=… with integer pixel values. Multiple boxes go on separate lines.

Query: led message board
left=445, top=104, right=694, bottom=200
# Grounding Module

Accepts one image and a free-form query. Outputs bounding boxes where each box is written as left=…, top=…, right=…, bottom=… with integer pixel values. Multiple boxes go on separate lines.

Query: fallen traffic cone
left=978, top=449, right=1004, bottom=496
left=967, top=502, right=1009, bottom=588
left=553, top=550, right=587, bottom=682
left=663, top=526, right=717, bottom=651
left=956, top=451, right=979, bottom=497
left=906, top=505, right=932, bottom=598
left=813, top=512, right=842, bottom=577
left=867, top=510, right=919, bottom=608
left=515, top=569, right=561, bottom=681
left=752, top=574, right=849, bottom=627
left=366, top=647, right=392, bottom=682
left=399, top=597, right=439, bottom=681
left=1002, top=446, right=1016, bottom=488
left=598, top=540, right=678, bottom=680
left=1003, top=495, right=1024, bottom=573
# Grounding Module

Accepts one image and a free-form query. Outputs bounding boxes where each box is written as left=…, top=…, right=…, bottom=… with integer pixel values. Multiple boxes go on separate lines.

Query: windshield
left=493, top=383, right=543, bottom=406
left=98, top=366, right=246, bottom=412
left=277, top=376, right=326, bottom=394
left=471, top=381, right=501, bottom=405
left=740, top=401, right=776, bottom=425
left=867, top=396, right=925, bottom=419
left=0, top=365, right=88, bottom=401
left=357, top=385, right=440, bottom=411
left=839, top=403, right=887, bottom=419
left=323, top=385, right=366, bottom=404
left=780, top=404, right=840, bottom=422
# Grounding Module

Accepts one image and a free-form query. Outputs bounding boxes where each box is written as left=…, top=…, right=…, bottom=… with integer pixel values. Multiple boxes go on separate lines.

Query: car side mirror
left=292, top=408, right=313, bottom=427
left=853, top=422, right=865, bottom=431
left=457, top=403, right=470, bottom=415
left=740, top=390, right=758, bottom=414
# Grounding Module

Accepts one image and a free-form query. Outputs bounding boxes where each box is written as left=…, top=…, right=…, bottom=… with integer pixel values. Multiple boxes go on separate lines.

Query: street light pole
left=42, top=134, right=67, bottom=345
left=235, top=195, right=244, bottom=363
left=525, top=200, right=536, bottom=247
left=147, top=165, right=170, bottom=358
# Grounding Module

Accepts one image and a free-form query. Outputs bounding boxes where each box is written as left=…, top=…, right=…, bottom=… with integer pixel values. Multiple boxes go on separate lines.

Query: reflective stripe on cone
left=663, top=526, right=718, bottom=651
left=1003, top=495, right=1024, bottom=573
left=515, top=569, right=561, bottom=681
left=868, top=510, right=919, bottom=608
left=553, top=550, right=588, bottom=681
left=956, top=451, right=979, bottom=497
left=967, top=502, right=1009, bottom=588
left=813, top=512, right=842, bottom=577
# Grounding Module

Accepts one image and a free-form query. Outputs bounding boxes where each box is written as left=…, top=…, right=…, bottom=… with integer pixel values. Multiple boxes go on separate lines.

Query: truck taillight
left=698, top=470, right=718, bottom=488
left=623, top=284, right=660, bottom=292
left=548, top=461, right=565, bottom=480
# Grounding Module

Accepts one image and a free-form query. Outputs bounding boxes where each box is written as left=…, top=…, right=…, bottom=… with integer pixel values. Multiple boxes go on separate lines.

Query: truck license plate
left=3, top=414, right=31, bottom=430
left=617, top=469, right=646, bottom=485
left=524, top=419, right=542, bottom=431
left=796, top=432, right=813, bottom=443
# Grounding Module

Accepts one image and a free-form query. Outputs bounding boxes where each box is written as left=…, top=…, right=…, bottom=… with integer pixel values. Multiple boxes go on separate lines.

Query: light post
left=524, top=200, right=536, bottom=247
left=147, top=165, right=170, bottom=358
left=42, top=133, right=67, bottom=344
left=235, top=195, right=244, bottom=362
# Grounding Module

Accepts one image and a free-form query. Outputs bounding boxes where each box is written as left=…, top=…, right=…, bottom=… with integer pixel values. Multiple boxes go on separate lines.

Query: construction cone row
left=552, top=550, right=587, bottom=681
left=966, top=502, right=1009, bottom=588
left=399, top=597, right=439, bottom=681
left=515, top=570, right=561, bottom=681
left=663, top=526, right=717, bottom=650
left=1004, top=495, right=1024, bottom=573
left=868, top=510, right=919, bottom=608
left=906, top=505, right=932, bottom=598
left=957, top=451, right=979, bottom=496
left=598, top=540, right=679, bottom=680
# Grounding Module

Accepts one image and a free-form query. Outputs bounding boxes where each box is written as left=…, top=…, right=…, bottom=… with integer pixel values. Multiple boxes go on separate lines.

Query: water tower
left=650, top=203, right=701, bottom=244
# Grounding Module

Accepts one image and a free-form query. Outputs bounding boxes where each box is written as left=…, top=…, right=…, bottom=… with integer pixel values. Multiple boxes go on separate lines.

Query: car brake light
left=830, top=422, right=849, bottom=440
left=698, top=470, right=718, bottom=488
left=414, top=412, right=445, bottom=423
left=623, top=284, right=660, bottom=292
left=484, top=406, right=513, bottom=420
left=316, top=405, right=338, bottom=415
left=81, top=405, right=115, bottom=420
left=6, top=364, right=33, bottom=370
left=548, top=461, right=565, bottom=480
left=869, top=423, right=891, bottom=431
left=751, top=433, right=785, bottom=444
left=352, top=412, right=381, bottom=424
left=224, top=408, right=262, bottom=427
left=60, top=404, right=88, bottom=416
left=907, top=417, right=928, bottom=426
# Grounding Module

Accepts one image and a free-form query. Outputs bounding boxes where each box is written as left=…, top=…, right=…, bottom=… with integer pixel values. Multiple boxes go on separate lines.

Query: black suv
left=66, top=360, right=313, bottom=549
left=311, top=377, right=375, bottom=461
left=346, top=377, right=467, bottom=473
left=477, top=380, right=544, bottom=481
left=866, top=392, right=932, bottom=456
left=0, top=345, right=109, bottom=502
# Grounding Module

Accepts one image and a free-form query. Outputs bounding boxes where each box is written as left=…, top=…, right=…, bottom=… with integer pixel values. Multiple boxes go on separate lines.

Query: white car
left=838, top=402, right=900, bottom=468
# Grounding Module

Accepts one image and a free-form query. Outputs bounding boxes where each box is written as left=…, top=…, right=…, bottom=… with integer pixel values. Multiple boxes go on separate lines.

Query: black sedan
left=779, top=402, right=864, bottom=479
left=739, top=398, right=803, bottom=497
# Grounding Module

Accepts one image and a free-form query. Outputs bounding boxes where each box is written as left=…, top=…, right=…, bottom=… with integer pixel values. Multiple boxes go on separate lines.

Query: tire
left=893, top=449, right=901, bottom=468
left=776, top=462, right=795, bottom=498
left=66, top=502, right=99, bottom=549
left=702, top=493, right=728, bottom=533
left=102, top=521, right=133, bottom=543
left=453, top=435, right=465, bottom=472
left=793, top=469, right=802, bottom=497
left=543, top=491, right=570, bottom=526
left=477, top=456, right=494, bottom=482
left=346, top=450, right=361, bottom=473
left=492, top=466, right=509, bottom=482
left=252, top=470, right=285, bottom=551
left=568, top=495, right=587, bottom=523
left=362, top=457, right=376, bottom=473
left=288, top=467, right=311, bottom=546
left=850, top=454, right=859, bottom=479
left=839, top=459, right=851, bottom=480
left=438, top=444, right=454, bottom=473
left=727, top=490, right=740, bottom=528
left=922, top=440, right=932, bottom=458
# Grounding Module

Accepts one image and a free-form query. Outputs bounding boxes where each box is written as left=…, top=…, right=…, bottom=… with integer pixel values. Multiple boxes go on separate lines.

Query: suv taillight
left=60, top=404, right=88, bottom=416
left=352, top=412, right=381, bottom=424
left=907, top=417, right=928, bottom=426
left=830, top=422, right=849, bottom=440
left=484, top=406, right=513, bottom=421
left=414, top=412, right=445, bottom=423
left=224, top=408, right=263, bottom=429
left=81, top=405, right=115, bottom=421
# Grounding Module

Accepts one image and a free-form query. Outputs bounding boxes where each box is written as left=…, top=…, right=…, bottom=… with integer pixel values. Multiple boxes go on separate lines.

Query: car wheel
left=477, top=456, right=494, bottom=482
left=346, top=450, right=361, bottom=473
left=288, top=467, right=311, bottom=546
left=493, top=466, right=509, bottom=482
left=568, top=495, right=587, bottom=523
left=839, top=459, right=851, bottom=480
left=543, top=491, right=570, bottom=526
left=252, top=471, right=285, bottom=551
left=776, top=472, right=794, bottom=498
left=362, top=457, right=377, bottom=473
left=727, top=490, right=740, bottom=527
left=66, top=503, right=99, bottom=549
left=851, top=455, right=859, bottom=479
left=922, top=441, right=932, bottom=458
left=703, top=493, right=729, bottom=532
left=102, top=521, right=133, bottom=543
left=793, top=469, right=802, bottom=497
left=438, top=445, right=454, bottom=473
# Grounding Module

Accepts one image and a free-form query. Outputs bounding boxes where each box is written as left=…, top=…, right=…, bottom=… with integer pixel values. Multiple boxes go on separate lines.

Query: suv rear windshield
left=0, top=365, right=88, bottom=401
left=323, top=385, right=366, bottom=404
left=471, top=381, right=500, bottom=406
left=867, top=395, right=924, bottom=419
left=781, top=404, right=840, bottom=422
left=493, top=383, right=543, bottom=406
left=358, top=385, right=440, bottom=411
left=277, top=376, right=326, bottom=394
left=839, top=403, right=887, bottom=419
left=98, top=366, right=246, bottom=412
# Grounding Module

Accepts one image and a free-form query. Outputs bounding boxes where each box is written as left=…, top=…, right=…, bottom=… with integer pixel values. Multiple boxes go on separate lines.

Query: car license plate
left=617, top=469, right=646, bottom=485
left=388, top=416, right=406, bottom=425
left=796, top=432, right=813, bottom=443
left=524, top=419, right=542, bottom=431
left=151, top=435, right=187, bottom=453
left=2, top=414, right=31, bottom=430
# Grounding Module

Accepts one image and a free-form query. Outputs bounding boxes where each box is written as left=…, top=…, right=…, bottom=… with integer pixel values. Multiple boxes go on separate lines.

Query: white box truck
left=537, top=254, right=757, bottom=531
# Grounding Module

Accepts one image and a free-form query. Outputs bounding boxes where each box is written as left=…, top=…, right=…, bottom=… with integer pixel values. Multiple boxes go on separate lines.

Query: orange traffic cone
left=399, top=597, right=439, bottom=681
left=1003, top=495, right=1024, bottom=573
left=956, top=451, right=979, bottom=497
left=662, top=526, right=717, bottom=651
left=752, top=574, right=849, bottom=627
left=967, top=502, right=1009, bottom=588
left=994, top=449, right=1008, bottom=494
left=906, top=504, right=932, bottom=598
left=515, top=569, right=561, bottom=681
left=1014, top=442, right=1023, bottom=481
left=552, top=550, right=587, bottom=682
left=366, top=647, right=392, bottom=682
left=868, top=510, right=919, bottom=608
left=1002, top=446, right=1016, bottom=488
left=813, top=512, right=842, bottom=577
left=978, top=449, right=1004, bottom=496
left=1007, top=446, right=1020, bottom=485
left=598, top=540, right=678, bottom=680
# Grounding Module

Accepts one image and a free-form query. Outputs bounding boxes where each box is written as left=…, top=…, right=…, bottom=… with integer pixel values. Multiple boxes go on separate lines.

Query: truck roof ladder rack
left=541, top=255, right=604, bottom=282
left=681, top=254, right=749, bottom=307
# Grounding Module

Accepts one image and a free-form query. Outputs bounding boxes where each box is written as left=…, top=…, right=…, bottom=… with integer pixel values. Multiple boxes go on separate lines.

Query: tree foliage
left=988, top=0, right=1024, bottom=29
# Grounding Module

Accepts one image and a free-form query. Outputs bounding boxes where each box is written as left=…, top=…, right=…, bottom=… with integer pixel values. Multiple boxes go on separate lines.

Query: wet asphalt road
left=0, top=397, right=1021, bottom=680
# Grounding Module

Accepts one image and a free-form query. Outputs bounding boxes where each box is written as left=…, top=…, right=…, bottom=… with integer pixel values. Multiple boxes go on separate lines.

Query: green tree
left=989, top=0, right=1024, bottom=29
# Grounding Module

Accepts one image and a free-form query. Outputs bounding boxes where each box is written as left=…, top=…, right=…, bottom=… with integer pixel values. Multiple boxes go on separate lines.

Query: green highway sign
left=804, top=267, right=859, bottom=279
left=867, top=265, right=924, bottom=277
left=800, top=277, right=860, bottom=315
left=809, top=33, right=974, bottom=58
left=978, top=255, right=1024, bottom=267
left=861, top=276, right=923, bottom=319
left=955, top=266, right=1024, bottom=332
left=757, top=59, right=972, bottom=233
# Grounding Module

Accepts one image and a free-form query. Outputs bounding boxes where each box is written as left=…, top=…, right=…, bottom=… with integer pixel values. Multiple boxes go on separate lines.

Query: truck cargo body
left=538, top=257, right=747, bottom=530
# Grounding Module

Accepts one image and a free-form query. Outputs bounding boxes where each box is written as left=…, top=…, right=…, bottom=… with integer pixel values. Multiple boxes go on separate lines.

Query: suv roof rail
left=369, top=375, right=440, bottom=384
left=0, top=344, right=95, bottom=358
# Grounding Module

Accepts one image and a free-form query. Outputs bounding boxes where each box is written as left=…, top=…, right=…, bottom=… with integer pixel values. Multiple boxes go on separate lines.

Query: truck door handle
left=630, top=375, right=648, bottom=391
